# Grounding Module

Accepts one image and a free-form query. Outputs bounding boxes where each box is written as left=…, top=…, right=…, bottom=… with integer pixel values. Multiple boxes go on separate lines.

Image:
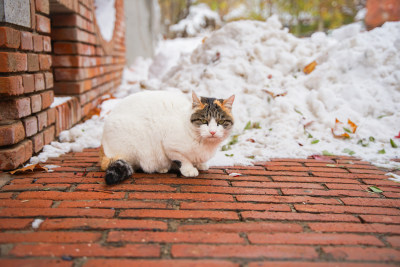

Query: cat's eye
left=217, top=120, right=225, bottom=125
left=201, top=119, right=208, bottom=124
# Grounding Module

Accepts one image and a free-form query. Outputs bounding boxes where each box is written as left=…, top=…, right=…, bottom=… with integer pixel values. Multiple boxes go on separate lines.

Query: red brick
left=27, top=53, right=39, bottom=71
left=44, top=71, right=53, bottom=88
left=36, top=15, right=51, bottom=33
left=37, top=110, right=48, bottom=130
left=0, top=219, right=32, bottom=230
left=0, top=199, right=52, bottom=208
left=33, top=35, right=43, bottom=52
left=227, top=169, right=309, bottom=176
left=180, top=185, right=278, bottom=195
left=53, top=42, right=94, bottom=55
left=11, top=243, right=160, bottom=257
left=43, top=35, right=51, bottom=52
left=108, top=231, right=245, bottom=244
left=179, top=222, right=304, bottom=233
left=323, top=246, right=400, bottom=261
left=135, top=178, right=228, bottom=186
left=241, top=211, right=358, bottom=222
left=58, top=200, right=167, bottom=209
left=35, top=0, right=50, bottom=14
left=47, top=107, right=55, bottom=124
left=181, top=201, right=291, bottom=212
left=76, top=183, right=176, bottom=192
left=2, top=183, right=69, bottom=191
left=23, top=139, right=33, bottom=162
left=30, top=93, right=42, bottom=113
left=232, top=181, right=324, bottom=189
left=20, top=31, right=33, bottom=50
left=119, top=209, right=239, bottom=220
left=41, top=90, right=54, bottom=109
left=0, top=27, right=20, bottom=48
left=359, top=214, right=400, bottom=224
left=39, top=54, right=52, bottom=70
left=171, top=244, right=318, bottom=259
left=0, top=76, right=24, bottom=96
left=0, top=121, right=25, bottom=146
left=31, top=131, right=44, bottom=153
left=34, top=73, right=45, bottom=91
left=365, top=0, right=400, bottom=29
left=43, top=125, right=55, bottom=145
left=0, top=231, right=101, bottom=243
left=23, top=74, right=35, bottom=93
left=248, top=262, right=397, bottom=267
left=248, top=233, right=383, bottom=246
left=341, top=197, right=400, bottom=207
left=0, top=97, right=31, bottom=120
left=386, top=236, right=400, bottom=247
left=0, top=208, right=114, bottom=218
left=129, top=192, right=233, bottom=202
left=294, top=204, right=400, bottom=215
left=272, top=176, right=361, bottom=184
left=0, top=259, right=71, bottom=267
left=309, top=223, right=400, bottom=234
left=83, top=259, right=238, bottom=267
left=383, top=191, right=400, bottom=198
left=17, top=191, right=125, bottom=200
left=0, top=52, right=27, bottom=72
left=282, top=188, right=378, bottom=198
left=41, top=218, right=168, bottom=230
left=236, top=195, right=339, bottom=205
left=23, top=116, right=38, bottom=137
left=0, top=193, right=14, bottom=198
left=313, top=172, right=385, bottom=179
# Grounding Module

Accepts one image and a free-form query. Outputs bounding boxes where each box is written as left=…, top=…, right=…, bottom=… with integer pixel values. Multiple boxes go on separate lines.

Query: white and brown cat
left=100, top=90, right=235, bottom=185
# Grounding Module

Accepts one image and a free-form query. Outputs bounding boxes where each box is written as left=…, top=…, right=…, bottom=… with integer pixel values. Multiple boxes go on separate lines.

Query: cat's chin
left=203, top=136, right=223, bottom=143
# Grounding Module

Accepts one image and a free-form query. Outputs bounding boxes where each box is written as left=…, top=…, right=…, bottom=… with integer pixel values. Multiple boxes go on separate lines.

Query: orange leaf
left=9, top=163, right=48, bottom=175
left=303, top=61, right=317, bottom=74
left=348, top=119, right=358, bottom=133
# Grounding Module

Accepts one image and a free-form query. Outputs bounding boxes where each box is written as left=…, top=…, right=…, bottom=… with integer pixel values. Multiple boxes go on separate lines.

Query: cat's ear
left=223, top=95, right=235, bottom=110
left=192, top=91, right=203, bottom=109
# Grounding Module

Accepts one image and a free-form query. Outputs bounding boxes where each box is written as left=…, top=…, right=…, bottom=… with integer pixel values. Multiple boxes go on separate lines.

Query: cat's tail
left=105, top=159, right=134, bottom=185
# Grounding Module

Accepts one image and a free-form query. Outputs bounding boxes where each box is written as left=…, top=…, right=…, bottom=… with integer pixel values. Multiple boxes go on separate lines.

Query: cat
left=100, top=90, right=235, bottom=185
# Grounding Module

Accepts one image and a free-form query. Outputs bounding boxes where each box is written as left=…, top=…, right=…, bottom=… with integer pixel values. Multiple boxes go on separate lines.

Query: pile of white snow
left=94, top=0, right=116, bottom=42
left=170, top=3, right=221, bottom=37
left=32, top=16, right=400, bottom=169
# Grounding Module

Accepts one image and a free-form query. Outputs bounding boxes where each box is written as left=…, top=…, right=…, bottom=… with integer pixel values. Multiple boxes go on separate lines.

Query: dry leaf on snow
left=303, top=61, right=317, bottom=74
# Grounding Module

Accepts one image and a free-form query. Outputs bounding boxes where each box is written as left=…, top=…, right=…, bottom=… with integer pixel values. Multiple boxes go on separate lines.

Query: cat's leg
left=157, top=168, right=169, bottom=173
left=105, top=159, right=134, bottom=185
left=196, top=162, right=209, bottom=171
left=166, top=152, right=198, bottom=177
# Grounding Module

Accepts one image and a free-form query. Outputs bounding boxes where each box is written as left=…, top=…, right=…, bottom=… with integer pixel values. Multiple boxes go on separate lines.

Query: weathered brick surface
left=1, top=150, right=400, bottom=266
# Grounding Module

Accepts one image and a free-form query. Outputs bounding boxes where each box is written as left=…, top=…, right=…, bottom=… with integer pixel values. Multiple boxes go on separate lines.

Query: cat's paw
left=180, top=165, right=199, bottom=177
left=196, top=163, right=209, bottom=171
left=157, top=168, right=169, bottom=173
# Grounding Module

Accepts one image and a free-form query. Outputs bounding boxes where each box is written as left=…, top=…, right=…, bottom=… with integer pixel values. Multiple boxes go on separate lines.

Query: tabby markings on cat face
left=190, top=92, right=235, bottom=140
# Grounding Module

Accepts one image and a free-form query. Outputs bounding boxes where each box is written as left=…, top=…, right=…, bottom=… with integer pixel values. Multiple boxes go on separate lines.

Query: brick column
left=0, top=0, right=55, bottom=170
left=365, top=0, right=400, bottom=30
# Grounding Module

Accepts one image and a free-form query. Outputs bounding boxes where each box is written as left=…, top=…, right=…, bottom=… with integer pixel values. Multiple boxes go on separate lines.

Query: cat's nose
left=210, top=131, right=216, bottom=136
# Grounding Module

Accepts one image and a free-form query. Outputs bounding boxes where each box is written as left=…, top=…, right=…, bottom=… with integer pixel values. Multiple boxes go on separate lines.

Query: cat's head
left=190, top=91, right=235, bottom=141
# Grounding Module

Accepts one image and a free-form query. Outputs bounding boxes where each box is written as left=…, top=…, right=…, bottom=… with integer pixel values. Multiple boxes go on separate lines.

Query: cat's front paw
left=180, top=165, right=199, bottom=177
left=196, top=163, right=209, bottom=171
left=157, top=168, right=169, bottom=173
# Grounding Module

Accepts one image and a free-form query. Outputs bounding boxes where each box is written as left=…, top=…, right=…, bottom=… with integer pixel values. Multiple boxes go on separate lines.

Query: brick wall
left=0, top=0, right=126, bottom=170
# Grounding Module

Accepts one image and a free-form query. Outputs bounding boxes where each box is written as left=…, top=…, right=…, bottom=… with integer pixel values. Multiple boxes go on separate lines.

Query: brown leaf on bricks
left=303, top=61, right=317, bottom=74
left=9, top=163, right=48, bottom=175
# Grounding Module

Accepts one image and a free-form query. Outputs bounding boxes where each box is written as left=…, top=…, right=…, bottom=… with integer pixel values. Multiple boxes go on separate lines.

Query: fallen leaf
left=342, top=148, right=355, bottom=156
left=246, top=138, right=255, bottom=143
left=390, top=139, right=398, bottom=148
left=368, top=186, right=383, bottom=193
left=322, top=150, right=334, bottom=156
left=229, top=173, right=242, bottom=177
left=348, top=119, right=358, bottom=133
left=311, top=139, right=319, bottom=144
left=378, top=149, right=386, bottom=154
left=10, top=164, right=48, bottom=175
left=225, top=154, right=234, bottom=157
left=263, top=90, right=287, bottom=98
left=303, top=60, right=317, bottom=74
left=395, top=131, right=400, bottom=139
left=311, top=155, right=334, bottom=162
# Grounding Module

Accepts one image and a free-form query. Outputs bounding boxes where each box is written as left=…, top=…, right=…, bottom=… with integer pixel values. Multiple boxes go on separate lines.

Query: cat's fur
left=100, top=90, right=235, bottom=185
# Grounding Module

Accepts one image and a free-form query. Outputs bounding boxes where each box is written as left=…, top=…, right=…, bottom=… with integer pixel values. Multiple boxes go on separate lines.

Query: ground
left=0, top=148, right=400, bottom=266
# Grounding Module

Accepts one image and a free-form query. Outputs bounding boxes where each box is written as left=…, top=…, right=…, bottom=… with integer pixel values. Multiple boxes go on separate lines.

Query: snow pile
left=170, top=3, right=221, bottom=37
left=94, top=0, right=116, bottom=41
left=160, top=17, right=400, bottom=167
left=32, top=17, right=400, bottom=169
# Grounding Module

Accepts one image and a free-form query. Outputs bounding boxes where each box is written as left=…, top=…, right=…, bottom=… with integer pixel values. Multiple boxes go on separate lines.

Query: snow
left=32, top=16, right=400, bottom=170
left=94, top=0, right=116, bottom=42
left=50, top=97, right=71, bottom=108
left=31, top=218, right=44, bottom=229
left=170, top=3, right=221, bottom=37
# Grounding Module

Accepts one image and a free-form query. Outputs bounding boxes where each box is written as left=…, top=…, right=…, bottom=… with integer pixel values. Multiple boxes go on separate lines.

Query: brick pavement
left=1, top=148, right=400, bottom=266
